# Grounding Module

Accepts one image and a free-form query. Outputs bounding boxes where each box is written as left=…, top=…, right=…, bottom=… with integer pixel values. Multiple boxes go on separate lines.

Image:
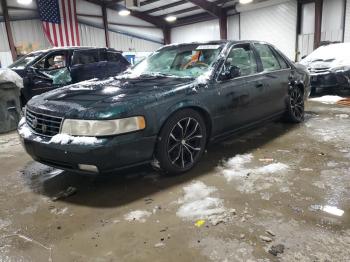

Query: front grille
left=309, top=67, right=330, bottom=74
left=26, top=109, right=63, bottom=137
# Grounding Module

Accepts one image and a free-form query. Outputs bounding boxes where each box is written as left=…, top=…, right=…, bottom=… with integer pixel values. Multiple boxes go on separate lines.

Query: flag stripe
left=58, top=0, right=66, bottom=46
left=67, top=0, right=75, bottom=45
left=73, top=0, right=80, bottom=46
left=61, top=0, right=70, bottom=46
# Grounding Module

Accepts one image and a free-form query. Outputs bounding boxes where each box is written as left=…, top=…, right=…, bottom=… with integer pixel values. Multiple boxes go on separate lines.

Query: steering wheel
left=183, top=61, right=209, bottom=69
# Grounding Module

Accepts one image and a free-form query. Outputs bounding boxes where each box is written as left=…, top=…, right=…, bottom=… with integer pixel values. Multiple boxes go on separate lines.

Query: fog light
left=78, top=164, right=98, bottom=173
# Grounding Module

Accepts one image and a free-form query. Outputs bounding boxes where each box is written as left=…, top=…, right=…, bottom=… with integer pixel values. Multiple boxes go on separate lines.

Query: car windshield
left=128, top=44, right=224, bottom=78
left=9, top=52, right=43, bottom=69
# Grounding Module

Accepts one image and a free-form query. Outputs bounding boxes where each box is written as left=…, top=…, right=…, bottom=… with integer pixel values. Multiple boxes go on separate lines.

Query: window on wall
left=254, top=43, right=281, bottom=72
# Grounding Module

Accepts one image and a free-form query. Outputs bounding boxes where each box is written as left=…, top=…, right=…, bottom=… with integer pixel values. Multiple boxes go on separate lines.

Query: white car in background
left=300, top=43, right=350, bottom=95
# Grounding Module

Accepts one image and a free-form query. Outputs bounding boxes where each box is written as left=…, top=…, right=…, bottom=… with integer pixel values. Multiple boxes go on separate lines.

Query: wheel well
left=160, top=106, right=212, bottom=142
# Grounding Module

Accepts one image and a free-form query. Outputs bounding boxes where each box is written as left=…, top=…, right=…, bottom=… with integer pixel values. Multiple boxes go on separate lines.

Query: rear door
left=70, top=49, right=102, bottom=83
left=253, top=43, right=291, bottom=117
left=106, top=51, right=130, bottom=76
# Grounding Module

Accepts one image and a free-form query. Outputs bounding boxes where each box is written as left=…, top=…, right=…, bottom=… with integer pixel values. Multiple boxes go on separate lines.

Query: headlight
left=61, top=116, right=146, bottom=136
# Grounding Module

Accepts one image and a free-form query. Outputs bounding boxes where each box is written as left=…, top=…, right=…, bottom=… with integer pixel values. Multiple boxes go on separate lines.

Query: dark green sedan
left=18, top=41, right=310, bottom=175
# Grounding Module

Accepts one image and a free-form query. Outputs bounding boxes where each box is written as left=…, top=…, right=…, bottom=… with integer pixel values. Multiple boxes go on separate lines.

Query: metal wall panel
left=0, top=22, right=9, bottom=52
left=240, top=0, right=297, bottom=60
left=78, top=23, right=105, bottom=47
left=345, top=0, right=350, bottom=42
left=321, top=0, right=344, bottom=42
left=171, top=19, right=220, bottom=44
left=227, top=15, right=240, bottom=40
left=10, top=20, right=50, bottom=50
left=109, top=30, right=162, bottom=52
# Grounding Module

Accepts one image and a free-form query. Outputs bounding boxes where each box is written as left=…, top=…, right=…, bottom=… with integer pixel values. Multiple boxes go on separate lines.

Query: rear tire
left=285, top=86, right=305, bottom=123
left=155, top=109, right=207, bottom=175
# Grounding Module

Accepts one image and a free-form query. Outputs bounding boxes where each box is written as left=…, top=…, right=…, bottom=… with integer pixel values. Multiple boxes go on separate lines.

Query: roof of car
left=164, top=40, right=270, bottom=47
left=31, top=46, right=121, bottom=54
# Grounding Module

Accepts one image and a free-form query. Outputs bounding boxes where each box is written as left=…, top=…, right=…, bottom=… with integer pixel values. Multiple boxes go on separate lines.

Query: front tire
left=285, top=86, right=305, bottom=123
left=155, top=109, right=207, bottom=175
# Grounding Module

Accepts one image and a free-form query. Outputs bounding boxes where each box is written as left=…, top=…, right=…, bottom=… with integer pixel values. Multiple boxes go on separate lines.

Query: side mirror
left=220, top=64, right=241, bottom=81
left=301, top=55, right=307, bottom=60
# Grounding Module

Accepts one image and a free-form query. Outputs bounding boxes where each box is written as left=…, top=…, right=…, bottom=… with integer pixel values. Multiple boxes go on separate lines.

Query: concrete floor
left=0, top=99, right=350, bottom=262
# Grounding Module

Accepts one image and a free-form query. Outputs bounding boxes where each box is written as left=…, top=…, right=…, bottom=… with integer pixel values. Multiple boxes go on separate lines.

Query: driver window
left=226, top=44, right=258, bottom=77
left=35, top=53, right=66, bottom=70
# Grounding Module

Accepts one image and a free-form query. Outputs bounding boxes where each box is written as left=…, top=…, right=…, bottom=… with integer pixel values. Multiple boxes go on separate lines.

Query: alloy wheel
left=290, top=87, right=304, bottom=120
left=167, top=117, right=204, bottom=169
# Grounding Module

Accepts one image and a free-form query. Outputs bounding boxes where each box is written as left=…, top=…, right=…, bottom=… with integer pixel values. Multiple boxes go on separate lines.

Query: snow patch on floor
left=176, top=181, right=231, bottom=224
left=309, top=95, right=344, bottom=104
left=124, top=210, right=151, bottom=223
left=218, top=154, right=289, bottom=193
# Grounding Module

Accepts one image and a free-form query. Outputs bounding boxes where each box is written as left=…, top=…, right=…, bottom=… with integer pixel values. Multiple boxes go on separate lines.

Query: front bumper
left=18, top=121, right=157, bottom=174
left=310, top=70, right=350, bottom=90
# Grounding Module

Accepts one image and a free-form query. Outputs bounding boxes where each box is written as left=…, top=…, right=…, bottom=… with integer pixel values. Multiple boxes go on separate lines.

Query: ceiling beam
left=85, top=0, right=167, bottom=28
left=146, top=0, right=187, bottom=14
left=172, top=12, right=216, bottom=27
left=159, top=6, right=200, bottom=17
left=186, top=0, right=223, bottom=17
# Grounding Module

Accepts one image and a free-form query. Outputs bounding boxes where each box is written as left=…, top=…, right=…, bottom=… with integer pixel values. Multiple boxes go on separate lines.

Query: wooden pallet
left=337, top=97, right=350, bottom=106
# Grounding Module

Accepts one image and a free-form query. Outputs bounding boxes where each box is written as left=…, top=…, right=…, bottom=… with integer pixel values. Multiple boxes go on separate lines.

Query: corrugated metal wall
left=0, top=22, right=9, bottom=51
left=240, top=0, right=297, bottom=60
left=79, top=23, right=105, bottom=47
left=345, top=0, right=350, bottom=42
left=109, top=31, right=162, bottom=52
left=227, top=15, right=240, bottom=40
left=171, top=20, right=220, bottom=43
left=11, top=20, right=50, bottom=50
left=321, top=0, right=344, bottom=42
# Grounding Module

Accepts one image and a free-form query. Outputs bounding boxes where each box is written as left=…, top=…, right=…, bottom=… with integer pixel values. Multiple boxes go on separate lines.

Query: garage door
left=239, top=0, right=297, bottom=60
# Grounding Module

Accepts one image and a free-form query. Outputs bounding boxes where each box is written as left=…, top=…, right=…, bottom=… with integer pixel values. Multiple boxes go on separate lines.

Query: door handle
left=256, top=83, right=264, bottom=88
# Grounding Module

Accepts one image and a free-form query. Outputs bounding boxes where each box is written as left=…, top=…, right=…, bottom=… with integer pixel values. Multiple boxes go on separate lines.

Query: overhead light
left=239, top=0, right=253, bottom=4
left=118, top=9, right=131, bottom=16
left=17, top=0, right=32, bottom=5
left=165, top=16, right=177, bottom=22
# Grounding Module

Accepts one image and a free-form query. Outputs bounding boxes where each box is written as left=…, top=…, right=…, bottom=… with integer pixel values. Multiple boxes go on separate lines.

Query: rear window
left=107, top=52, right=129, bottom=65
left=72, top=50, right=99, bottom=65
left=254, top=43, right=282, bottom=72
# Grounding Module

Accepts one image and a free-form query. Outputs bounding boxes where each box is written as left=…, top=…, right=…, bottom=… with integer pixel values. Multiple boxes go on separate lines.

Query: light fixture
left=165, top=15, right=177, bottom=22
left=118, top=9, right=131, bottom=16
left=17, top=0, right=33, bottom=5
left=239, top=0, right=253, bottom=4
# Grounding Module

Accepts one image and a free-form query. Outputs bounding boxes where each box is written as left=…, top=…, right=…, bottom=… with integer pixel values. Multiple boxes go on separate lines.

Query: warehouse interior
left=1, top=0, right=350, bottom=261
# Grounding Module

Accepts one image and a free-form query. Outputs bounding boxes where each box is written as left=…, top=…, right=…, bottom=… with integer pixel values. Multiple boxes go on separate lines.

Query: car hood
left=27, top=76, right=196, bottom=119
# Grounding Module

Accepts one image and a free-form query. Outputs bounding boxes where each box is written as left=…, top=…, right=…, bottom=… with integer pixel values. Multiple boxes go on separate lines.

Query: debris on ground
left=259, top=158, right=274, bottom=162
left=195, top=220, right=206, bottom=227
left=259, top=235, right=273, bottom=242
left=51, top=187, right=77, bottom=201
left=266, top=230, right=276, bottom=236
left=240, top=234, right=245, bottom=239
left=268, top=244, right=285, bottom=256
left=154, top=242, right=165, bottom=248
left=144, top=198, right=153, bottom=204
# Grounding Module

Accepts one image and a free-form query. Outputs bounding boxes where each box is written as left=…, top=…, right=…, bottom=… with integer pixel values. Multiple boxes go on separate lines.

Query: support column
left=102, top=4, right=110, bottom=48
left=219, top=11, right=227, bottom=40
left=314, top=0, right=323, bottom=49
left=163, top=27, right=171, bottom=45
left=1, top=0, right=16, bottom=60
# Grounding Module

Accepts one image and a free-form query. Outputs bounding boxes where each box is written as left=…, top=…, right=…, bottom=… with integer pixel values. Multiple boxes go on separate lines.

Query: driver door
left=29, top=51, right=71, bottom=98
left=215, top=43, right=262, bottom=133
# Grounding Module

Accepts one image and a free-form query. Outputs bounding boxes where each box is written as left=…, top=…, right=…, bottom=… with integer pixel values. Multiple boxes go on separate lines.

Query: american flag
left=37, top=0, right=80, bottom=47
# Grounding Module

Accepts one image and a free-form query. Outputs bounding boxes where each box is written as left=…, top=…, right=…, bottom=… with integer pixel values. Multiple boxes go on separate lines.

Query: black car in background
left=18, top=41, right=310, bottom=175
left=8, top=47, right=130, bottom=105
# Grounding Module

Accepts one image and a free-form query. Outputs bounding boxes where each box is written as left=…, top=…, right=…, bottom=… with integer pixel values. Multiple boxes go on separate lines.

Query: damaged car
left=8, top=47, right=130, bottom=105
left=300, top=43, right=350, bottom=95
left=18, top=41, right=310, bottom=175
